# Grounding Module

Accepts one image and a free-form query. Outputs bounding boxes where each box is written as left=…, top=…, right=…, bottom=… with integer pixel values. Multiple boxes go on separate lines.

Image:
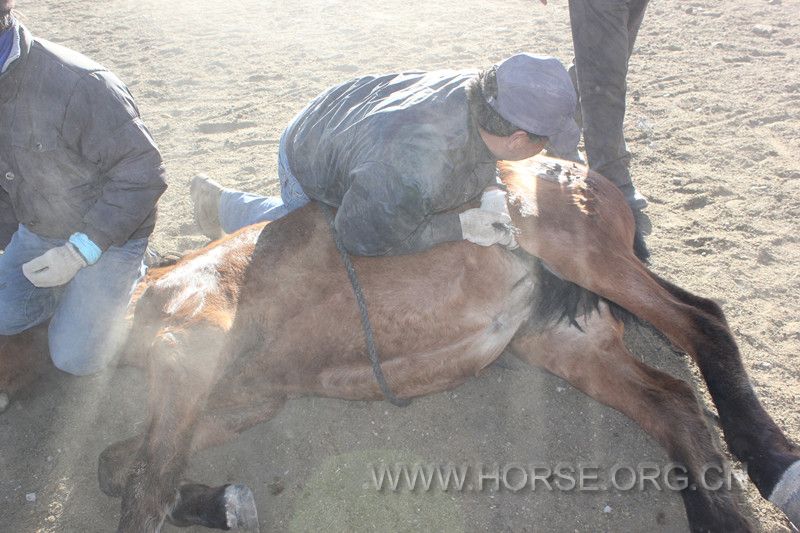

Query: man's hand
left=459, top=188, right=519, bottom=249
left=22, top=244, right=88, bottom=288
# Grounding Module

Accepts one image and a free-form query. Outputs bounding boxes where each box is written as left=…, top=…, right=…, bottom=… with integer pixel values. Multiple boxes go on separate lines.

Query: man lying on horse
left=191, top=53, right=581, bottom=255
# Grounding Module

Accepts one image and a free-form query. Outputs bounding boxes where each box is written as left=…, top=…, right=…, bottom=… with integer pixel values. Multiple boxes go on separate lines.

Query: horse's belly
left=319, top=300, right=533, bottom=400
left=273, top=260, right=536, bottom=401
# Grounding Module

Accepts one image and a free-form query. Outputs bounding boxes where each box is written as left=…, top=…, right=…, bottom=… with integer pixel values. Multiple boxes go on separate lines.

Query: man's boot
left=190, top=174, right=225, bottom=241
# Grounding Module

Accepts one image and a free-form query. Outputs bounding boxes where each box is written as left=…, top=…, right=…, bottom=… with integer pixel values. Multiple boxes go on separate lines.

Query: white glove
left=459, top=188, right=518, bottom=249
left=22, top=243, right=88, bottom=288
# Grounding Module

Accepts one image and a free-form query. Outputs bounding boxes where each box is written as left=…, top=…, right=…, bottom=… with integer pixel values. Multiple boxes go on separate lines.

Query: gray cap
left=486, top=53, right=580, bottom=157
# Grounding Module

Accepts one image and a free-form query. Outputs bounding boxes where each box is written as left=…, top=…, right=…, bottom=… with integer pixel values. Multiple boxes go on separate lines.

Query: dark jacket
left=0, top=24, right=166, bottom=251
left=284, top=70, right=497, bottom=256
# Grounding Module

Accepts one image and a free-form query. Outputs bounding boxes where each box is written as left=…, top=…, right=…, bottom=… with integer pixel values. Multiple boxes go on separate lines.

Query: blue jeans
left=218, top=126, right=311, bottom=233
left=0, top=225, right=147, bottom=375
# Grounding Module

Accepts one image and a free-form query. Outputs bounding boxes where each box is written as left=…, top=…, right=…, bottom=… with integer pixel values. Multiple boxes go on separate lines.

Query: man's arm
left=61, top=71, right=167, bottom=251
left=333, top=162, right=462, bottom=256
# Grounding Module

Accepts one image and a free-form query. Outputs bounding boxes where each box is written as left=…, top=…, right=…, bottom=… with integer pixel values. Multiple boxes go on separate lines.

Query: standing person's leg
left=0, top=225, right=64, bottom=335
left=627, top=0, right=650, bottom=57
left=47, top=238, right=147, bottom=375
left=568, top=0, right=647, bottom=209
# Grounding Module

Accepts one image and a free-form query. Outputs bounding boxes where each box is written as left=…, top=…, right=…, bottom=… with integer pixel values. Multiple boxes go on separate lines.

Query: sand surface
left=1, top=0, right=799, bottom=531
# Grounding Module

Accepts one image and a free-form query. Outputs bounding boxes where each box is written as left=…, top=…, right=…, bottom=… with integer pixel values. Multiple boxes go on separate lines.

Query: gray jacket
left=0, top=24, right=166, bottom=251
left=284, top=70, right=497, bottom=256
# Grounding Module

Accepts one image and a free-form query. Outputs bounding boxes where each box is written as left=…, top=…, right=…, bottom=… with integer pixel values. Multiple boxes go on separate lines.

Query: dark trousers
left=568, top=0, right=649, bottom=199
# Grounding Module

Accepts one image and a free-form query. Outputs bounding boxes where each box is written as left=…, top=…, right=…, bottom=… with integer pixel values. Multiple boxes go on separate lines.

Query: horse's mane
left=498, top=156, right=647, bottom=331
left=527, top=258, right=635, bottom=331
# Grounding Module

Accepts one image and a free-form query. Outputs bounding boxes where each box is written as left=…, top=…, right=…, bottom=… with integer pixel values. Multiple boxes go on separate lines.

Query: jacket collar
left=0, top=23, right=31, bottom=105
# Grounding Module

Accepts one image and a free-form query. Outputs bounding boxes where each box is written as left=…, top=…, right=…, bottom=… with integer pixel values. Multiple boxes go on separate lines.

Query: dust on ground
left=1, top=0, right=799, bottom=531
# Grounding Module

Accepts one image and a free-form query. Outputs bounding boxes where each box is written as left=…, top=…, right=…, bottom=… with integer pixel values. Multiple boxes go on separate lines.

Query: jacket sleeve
left=334, top=161, right=462, bottom=256
left=0, top=189, right=16, bottom=250
left=0, top=188, right=16, bottom=223
left=61, top=71, right=167, bottom=250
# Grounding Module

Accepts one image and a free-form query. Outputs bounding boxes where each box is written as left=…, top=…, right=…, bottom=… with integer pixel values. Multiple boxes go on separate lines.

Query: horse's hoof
left=0, top=392, right=9, bottom=413
left=770, top=460, right=800, bottom=527
left=224, top=484, right=259, bottom=531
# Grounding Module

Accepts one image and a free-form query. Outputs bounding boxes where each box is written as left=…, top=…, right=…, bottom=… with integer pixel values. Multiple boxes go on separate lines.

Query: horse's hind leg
left=509, top=303, right=752, bottom=532
left=105, top=376, right=283, bottom=530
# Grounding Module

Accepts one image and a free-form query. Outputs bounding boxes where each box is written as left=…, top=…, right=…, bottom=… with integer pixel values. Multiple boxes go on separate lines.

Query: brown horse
left=1, top=155, right=798, bottom=532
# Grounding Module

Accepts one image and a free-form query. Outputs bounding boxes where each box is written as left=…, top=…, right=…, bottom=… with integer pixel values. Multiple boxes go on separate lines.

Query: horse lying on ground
left=1, top=156, right=798, bottom=532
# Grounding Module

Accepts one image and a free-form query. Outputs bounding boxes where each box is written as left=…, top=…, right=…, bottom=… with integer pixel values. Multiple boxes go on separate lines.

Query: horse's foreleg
left=165, top=483, right=259, bottom=531
left=190, top=397, right=286, bottom=451
left=578, top=255, right=800, bottom=524
left=99, top=435, right=144, bottom=498
left=117, top=325, right=228, bottom=533
left=110, top=373, right=282, bottom=531
left=164, top=398, right=288, bottom=530
left=100, top=398, right=284, bottom=500
left=509, top=303, right=752, bottom=532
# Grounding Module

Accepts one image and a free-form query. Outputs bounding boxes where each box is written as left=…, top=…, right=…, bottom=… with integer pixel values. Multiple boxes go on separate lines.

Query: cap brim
left=546, top=118, right=581, bottom=159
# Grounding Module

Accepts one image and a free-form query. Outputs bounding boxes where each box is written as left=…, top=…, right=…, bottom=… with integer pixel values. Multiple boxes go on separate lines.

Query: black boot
left=632, top=208, right=651, bottom=263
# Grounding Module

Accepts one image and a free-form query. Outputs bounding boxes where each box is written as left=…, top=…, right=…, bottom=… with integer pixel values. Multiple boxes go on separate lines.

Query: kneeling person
left=0, top=3, right=167, bottom=375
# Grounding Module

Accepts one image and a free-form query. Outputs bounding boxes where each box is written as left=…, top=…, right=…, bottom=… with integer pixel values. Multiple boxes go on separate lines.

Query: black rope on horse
left=319, top=203, right=411, bottom=408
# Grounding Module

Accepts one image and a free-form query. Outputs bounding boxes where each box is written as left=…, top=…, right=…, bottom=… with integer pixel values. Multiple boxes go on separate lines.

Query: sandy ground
left=1, top=0, right=799, bottom=531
